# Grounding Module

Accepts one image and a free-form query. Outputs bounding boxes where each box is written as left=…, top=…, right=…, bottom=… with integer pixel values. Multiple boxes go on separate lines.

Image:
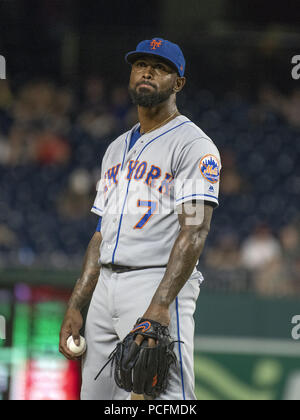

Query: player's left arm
left=142, top=200, right=213, bottom=326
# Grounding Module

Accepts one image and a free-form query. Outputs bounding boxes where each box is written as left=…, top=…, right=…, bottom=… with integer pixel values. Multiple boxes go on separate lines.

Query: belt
left=102, top=263, right=167, bottom=273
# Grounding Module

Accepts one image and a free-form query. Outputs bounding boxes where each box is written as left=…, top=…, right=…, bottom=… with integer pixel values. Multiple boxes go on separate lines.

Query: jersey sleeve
left=91, top=160, right=106, bottom=217
left=174, top=137, right=221, bottom=208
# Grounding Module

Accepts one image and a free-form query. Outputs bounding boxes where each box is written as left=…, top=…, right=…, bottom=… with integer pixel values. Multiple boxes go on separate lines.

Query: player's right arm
left=59, top=231, right=102, bottom=360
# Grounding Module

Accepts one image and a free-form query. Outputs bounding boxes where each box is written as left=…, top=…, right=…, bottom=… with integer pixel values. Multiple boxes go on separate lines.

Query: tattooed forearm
left=150, top=203, right=213, bottom=308
left=68, top=232, right=102, bottom=311
left=151, top=227, right=209, bottom=307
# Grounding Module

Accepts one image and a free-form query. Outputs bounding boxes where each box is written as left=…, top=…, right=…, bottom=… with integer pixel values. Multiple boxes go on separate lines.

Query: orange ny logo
left=150, top=39, right=162, bottom=50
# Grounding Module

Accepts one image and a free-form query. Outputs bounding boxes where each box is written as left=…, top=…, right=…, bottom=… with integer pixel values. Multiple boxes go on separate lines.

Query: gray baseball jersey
left=91, top=115, right=221, bottom=269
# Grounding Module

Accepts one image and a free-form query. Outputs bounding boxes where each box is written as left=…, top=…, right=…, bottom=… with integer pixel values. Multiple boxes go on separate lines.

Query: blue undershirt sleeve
left=96, top=217, right=102, bottom=232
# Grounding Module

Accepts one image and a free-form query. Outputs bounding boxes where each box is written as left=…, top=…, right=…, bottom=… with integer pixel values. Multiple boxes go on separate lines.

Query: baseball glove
left=95, top=318, right=178, bottom=399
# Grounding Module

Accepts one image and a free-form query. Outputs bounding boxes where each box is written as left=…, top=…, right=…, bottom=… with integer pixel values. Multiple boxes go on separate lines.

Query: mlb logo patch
left=199, top=154, right=220, bottom=184
left=208, top=185, right=215, bottom=193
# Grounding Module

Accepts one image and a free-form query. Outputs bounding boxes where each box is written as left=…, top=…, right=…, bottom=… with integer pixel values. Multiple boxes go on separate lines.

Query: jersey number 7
left=134, top=200, right=157, bottom=229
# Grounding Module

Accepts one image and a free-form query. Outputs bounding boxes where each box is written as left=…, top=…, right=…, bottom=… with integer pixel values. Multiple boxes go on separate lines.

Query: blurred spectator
left=77, top=77, right=116, bottom=137
left=205, top=232, right=241, bottom=270
left=279, top=224, right=300, bottom=264
left=0, top=133, right=10, bottom=165
left=256, top=85, right=300, bottom=128
left=35, top=131, right=71, bottom=166
left=281, top=89, right=300, bottom=129
left=110, top=86, right=131, bottom=127
left=8, top=124, right=37, bottom=166
left=81, top=77, right=106, bottom=112
left=8, top=125, right=71, bottom=166
left=78, top=109, right=116, bottom=138
left=257, top=84, right=283, bottom=111
left=0, top=225, right=17, bottom=249
left=241, top=224, right=281, bottom=271
left=48, top=87, right=74, bottom=133
left=278, top=224, right=300, bottom=295
left=253, top=257, right=294, bottom=297
left=57, top=169, right=94, bottom=220
left=290, top=258, right=300, bottom=294
left=12, top=81, right=56, bottom=123
left=219, top=149, right=249, bottom=196
left=0, top=80, right=13, bottom=111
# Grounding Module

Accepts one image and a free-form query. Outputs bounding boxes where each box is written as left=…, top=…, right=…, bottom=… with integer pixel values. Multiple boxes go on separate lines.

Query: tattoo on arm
left=68, top=232, right=102, bottom=311
left=151, top=203, right=213, bottom=307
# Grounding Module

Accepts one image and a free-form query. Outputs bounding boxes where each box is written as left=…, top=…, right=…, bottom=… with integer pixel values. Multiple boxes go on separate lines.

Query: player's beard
left=129, top=84, right=174, bottom=108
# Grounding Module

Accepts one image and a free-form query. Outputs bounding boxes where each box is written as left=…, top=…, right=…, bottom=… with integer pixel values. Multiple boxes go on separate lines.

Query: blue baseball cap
left=125, top=37, right=185, bottom=77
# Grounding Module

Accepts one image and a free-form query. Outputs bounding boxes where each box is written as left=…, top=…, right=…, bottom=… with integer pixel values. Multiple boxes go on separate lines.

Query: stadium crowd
left=0, top=78, right=299, bottom=297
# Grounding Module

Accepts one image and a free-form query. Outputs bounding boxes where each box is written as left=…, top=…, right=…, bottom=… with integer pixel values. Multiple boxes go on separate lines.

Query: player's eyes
left=135, top=61, right=147, bottom=67
left=134, top=62, right=167, bottom=71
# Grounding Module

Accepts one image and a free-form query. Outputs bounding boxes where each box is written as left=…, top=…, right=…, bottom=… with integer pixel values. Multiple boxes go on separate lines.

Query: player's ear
left=173, top=76, right=186, bottom=93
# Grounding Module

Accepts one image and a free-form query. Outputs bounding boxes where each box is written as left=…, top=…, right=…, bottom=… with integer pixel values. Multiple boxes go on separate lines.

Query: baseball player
left=59, top=37, right=221, bottom=400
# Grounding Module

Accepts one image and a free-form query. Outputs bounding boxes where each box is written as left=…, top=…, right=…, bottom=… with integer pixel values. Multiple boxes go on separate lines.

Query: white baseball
left=67, top=335, right=87, bottom=356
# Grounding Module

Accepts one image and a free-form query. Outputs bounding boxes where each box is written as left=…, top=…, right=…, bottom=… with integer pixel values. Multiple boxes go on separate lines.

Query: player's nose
left=142, top=65, right=155, bottom=79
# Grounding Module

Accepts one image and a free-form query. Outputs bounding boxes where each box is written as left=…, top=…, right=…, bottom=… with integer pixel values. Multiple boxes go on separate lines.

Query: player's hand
left=59, top=308, right=83, bottom=360
left=135, top=304, right=170, bottom=348
left=135, top=334, right=156, bottom=348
